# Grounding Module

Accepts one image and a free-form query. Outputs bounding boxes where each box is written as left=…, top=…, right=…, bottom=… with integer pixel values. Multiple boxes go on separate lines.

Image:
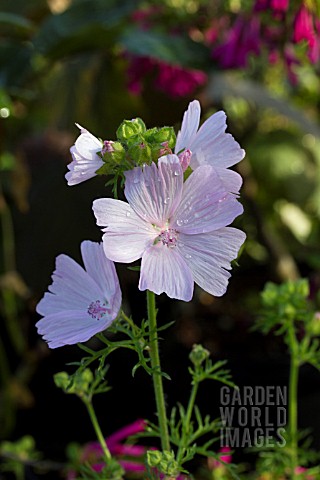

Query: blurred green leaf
left=119, top=27, right=208, bottom=67
left=0, top=12, right=34, bottom=36
left=33, top=0, right=138, bottom=59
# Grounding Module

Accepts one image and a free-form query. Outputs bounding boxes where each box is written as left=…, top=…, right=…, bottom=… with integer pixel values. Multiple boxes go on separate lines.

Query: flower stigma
left=87, top=300, right=109, bottom=320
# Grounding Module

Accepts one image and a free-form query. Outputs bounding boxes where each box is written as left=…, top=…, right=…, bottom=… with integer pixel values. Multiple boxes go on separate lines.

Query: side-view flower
left=93, top=155, right=245, bottom=302
left=36, top=241, right=121, bottom=348
left=66, top=124, right=104, bottom=186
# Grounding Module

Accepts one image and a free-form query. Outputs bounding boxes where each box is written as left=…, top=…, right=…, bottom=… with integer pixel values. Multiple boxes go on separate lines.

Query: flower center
left=87, top=300, right=108, bottom=320
left=159, top=228, right=178, bottom=248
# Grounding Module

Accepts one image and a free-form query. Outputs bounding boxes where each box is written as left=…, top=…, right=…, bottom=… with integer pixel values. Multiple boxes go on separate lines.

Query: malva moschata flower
left=93, top=155, right=245, bottom=302
left=66, top=124, right=103, bottom=186
left=175, top=100, right=245, bottom=193
left=36, top=241, right=121, bottom=348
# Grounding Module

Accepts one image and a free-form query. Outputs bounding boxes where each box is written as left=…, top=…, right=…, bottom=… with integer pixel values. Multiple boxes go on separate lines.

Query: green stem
left=177, top=380, right=199, bottom=463
left=288, top=325, right=299, bottom=479
left=84, top=400, right=111, bottom=462
left=147, top=290, right=170, bottom=451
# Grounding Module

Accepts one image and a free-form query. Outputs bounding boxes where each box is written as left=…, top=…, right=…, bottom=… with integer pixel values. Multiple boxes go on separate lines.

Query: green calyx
left=189, top=344, right=210, bottom=367
left=54, top=369, right=94, bottom=400
left=147, top=450, right=180, bottom=477
left=116, top=118, right=147, bottom=141
left=96, top=119, right=177, bottom=181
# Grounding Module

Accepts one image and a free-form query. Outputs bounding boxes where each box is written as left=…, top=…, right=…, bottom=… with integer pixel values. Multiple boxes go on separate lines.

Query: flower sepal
left=116, top=118, right=147, bottom=141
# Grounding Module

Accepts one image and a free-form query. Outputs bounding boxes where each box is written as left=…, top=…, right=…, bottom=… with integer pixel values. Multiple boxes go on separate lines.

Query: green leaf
left=119, top=27, right=208, bottom=68
left=0, top=12, right=34, bottom=36
left=33, top=0, right=138, bottom=59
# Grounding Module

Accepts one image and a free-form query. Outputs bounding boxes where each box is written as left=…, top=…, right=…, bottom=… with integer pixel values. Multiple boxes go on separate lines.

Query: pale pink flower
left=66, top=124, right=103, bottom=186
left=175, top=100, right=245, bottom=193
left=36, top=241, right=121, bottom=348
left=93, top=155, right=245, bottom=302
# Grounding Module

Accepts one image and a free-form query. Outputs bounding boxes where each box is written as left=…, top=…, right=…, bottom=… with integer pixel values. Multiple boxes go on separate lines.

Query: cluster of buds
left=97, top=117, right=176, bottom=177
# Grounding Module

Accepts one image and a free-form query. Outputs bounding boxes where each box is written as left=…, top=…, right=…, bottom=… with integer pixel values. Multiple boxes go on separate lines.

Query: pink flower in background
left=208, top=447, right=232, bottom=471
left=127, top=56, right=155, bottom=95
left=212, top=15, right=261, bottom=69
left=154, top=63, right=207, bottom=98
left=66, top=124, right=103, bottom=186
left=36, top=241, right=121, bottom=348
left=254, top=0, right=289, bottom=12
left=127, top=56, right=207, bottom=98
left=175, top=100, right=245, bottom=193
left=93, top=155, right=245, bottom=302
left=293, top=5, right=320, bottom=63
left=67, top=420, right=147, bottom=479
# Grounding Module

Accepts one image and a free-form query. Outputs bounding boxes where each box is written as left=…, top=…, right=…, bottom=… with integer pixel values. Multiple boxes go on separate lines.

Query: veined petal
left=189, top=111, right=245, bottom=169
left=175, top=100, right=200, bottom=154
left=36, top=310, right=114, bottom=349
left=93, top=198, right=157, bottom=262
left=36, top=242, right=121, bottom=349
left=74, top=124, right=102, bottom=160
left=66, top=147, right=103, bottom=186
left=215, top=167, right=243, bottom=194
left=177, top=227, right=246, bottom=297
left=66, top=125, right=104, bottom=186
left=36, top=254, right=105, bottom=316
left=172, top=165, right=243, bottom=234
left=139, top=244, right=194, bottom=301
left=80, top=241, right=121, bottom=318
left=124, top=155, right=183, bottom=227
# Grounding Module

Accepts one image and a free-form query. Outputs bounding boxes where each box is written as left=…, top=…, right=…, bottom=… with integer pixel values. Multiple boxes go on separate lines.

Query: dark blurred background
left=1, top=0, right=320, bottom=477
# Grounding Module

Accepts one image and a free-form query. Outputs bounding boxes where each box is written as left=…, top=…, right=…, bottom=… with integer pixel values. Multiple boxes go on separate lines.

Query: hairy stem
left=147, top=290, right=170, bottom=451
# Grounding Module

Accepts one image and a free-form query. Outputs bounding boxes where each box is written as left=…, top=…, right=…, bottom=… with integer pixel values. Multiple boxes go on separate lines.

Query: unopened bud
left=116, top=118, right=146, bottom=141
left=189, top=344, right=210, bottom=367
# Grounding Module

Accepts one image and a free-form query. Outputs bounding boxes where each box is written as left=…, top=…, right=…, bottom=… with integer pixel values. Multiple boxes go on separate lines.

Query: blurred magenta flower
left=254, top=0, right=289, bottom=12
left=293, top=5, right=320, bottom=63
left=36, top=241, right=121, bottom=348
left=127, top=55, right=207, bottom=98
left=154, top=63, right=207, bottom=98
left=66, top=124, right=103, bottom=186
left=67, top=419, right=147, bottom=479
left=175, top=100, right=244, bottom=193
left=212, top=15, right=261, bottom=69
left=93, top=155, right=245, bottom=301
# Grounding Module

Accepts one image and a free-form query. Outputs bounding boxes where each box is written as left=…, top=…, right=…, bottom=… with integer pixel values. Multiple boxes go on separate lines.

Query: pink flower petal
left=139, top=245, right=194, bottom=301
left=80, top=241, right=121, bottom=319
left=175, top=100, right=200, bottom=154
left=36, top=254, right=104, bottom=316
left=66, top=125, right=103, bottom=186
left=93, top=198, right=157, bottom=262
left=172, top=165, right=243, bottom=234
left=215, top=167, right=243, bottom=194
left=36, top=242, right=121, bottom=348
left=106, top=419, right=146, bottom=445
left=36, top=310, right=114, bottom=348
left=190, top=111, right=245, bottom=169
left=124, top=155, right=183, bottom=227
left=177, top=227, right=246, bottom=296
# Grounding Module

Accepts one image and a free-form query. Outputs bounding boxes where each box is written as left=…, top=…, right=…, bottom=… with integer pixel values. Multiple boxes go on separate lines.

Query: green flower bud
left=308, top=312, right=320, bottom=336
left=116, top=118, right=146, bottom=142
left=147, top=450, right=179, bottom=477
left=189, top=344, right=210, bottom=367
left=152, top=127, right=176, bottom=149
left=128, top=141, right=152, bottom=165
left=98, top=141, right=126, bottom=174
left=54, top=369, right=93, bottom=398
left=147, top=449, right=162, bottom=467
